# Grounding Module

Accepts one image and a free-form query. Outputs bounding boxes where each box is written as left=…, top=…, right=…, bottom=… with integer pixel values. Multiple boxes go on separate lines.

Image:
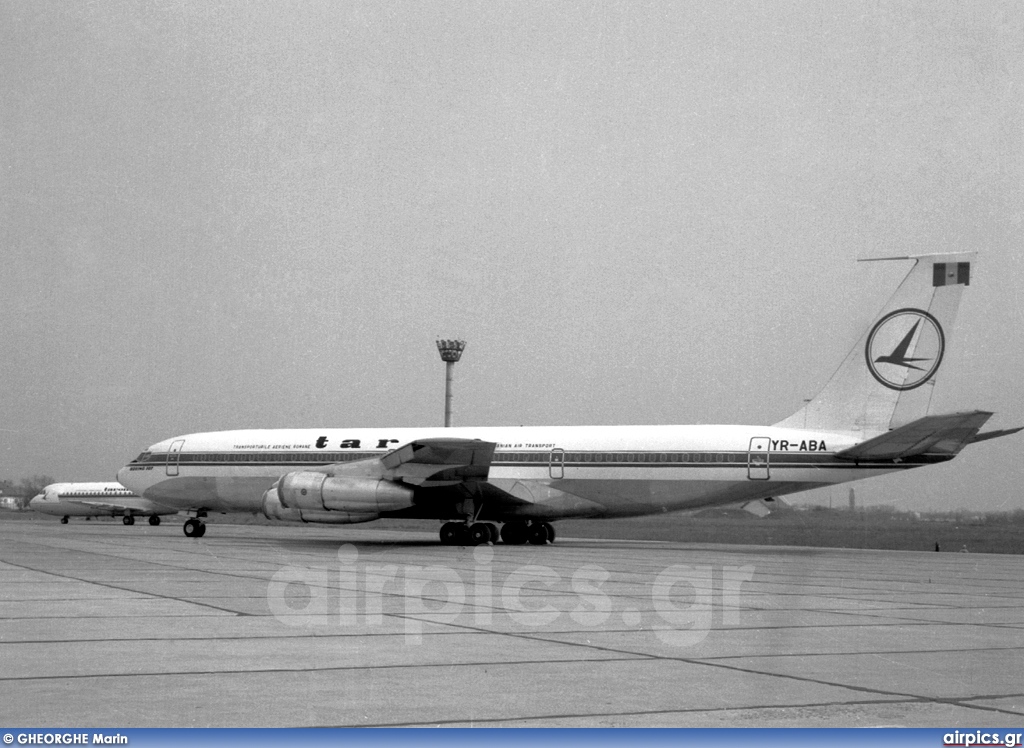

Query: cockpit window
left=135, top=452, right=151, bottom=463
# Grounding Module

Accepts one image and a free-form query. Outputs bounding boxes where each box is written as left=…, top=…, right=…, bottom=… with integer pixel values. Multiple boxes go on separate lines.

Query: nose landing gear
left=183, top=518, right=207, bottom=538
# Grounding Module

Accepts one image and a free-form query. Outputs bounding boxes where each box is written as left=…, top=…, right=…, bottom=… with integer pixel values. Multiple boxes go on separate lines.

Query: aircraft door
left=549, top=448, right=565, bottom=479
left=167, top=440, right=185, bottom=477
left=748, top=437, right=770, bottom=480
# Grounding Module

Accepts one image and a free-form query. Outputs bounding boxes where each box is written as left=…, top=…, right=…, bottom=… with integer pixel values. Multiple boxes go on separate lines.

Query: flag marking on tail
left=865, top=308, right=945, bottom=391
left=933, top=262, right=970, bottom=287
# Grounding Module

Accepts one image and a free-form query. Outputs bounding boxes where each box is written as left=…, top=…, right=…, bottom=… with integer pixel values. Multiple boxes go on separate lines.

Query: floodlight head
left=436, top=339, right=466, bottom=363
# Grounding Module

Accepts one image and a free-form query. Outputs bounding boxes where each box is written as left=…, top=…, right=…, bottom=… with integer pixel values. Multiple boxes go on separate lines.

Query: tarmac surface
left=1, top=518, right=1023, bottom=727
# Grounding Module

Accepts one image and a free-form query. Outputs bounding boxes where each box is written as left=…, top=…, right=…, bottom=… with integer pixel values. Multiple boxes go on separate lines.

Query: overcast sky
left=2, top=1, right=1021, bottom=512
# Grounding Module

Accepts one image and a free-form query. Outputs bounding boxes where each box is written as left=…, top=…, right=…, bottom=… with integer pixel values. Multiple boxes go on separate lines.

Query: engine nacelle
left=275, top=472, right=415, bottom=515
left=261, top=486, right=382, bottom=525
left=261, top=488, right=302, bottom=522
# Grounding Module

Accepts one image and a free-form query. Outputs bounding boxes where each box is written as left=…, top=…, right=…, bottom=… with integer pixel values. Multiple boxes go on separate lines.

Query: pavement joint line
left=5, top=567, right=1021, bottom=629
left=697, top=645, right=1024, bottom=660
left=2, top=619, right=1013, bottom=644
left=5, top=573, right=1022, bottom=617
left=3, top=549, right=290, bottom=580
left=411, top=614, right=1024, bottom=718
left=4, top=523, right=1023, bottom=726
left=0, top=535, right=297, bottom=579
left=777, top=606, right=1024, bottom=628
left=348, top=696, right=935, bottom=727
left=13, top=527, right=1024, bottom=589
left=0, top=558, right=247, bottom=617
left=0, top=614, right=234, bottom=620
left=656, top=655, right=1024, bottom=718
left=0, top=654, right=648, bottom=683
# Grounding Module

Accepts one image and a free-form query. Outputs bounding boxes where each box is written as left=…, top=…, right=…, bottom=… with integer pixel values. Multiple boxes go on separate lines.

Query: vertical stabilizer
left=774, top=253, right=975, bottom=437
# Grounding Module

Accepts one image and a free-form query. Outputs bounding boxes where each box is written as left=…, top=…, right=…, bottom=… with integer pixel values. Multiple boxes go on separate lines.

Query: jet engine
left=261, top=488, right=302, bottom=522
left=261, top=486, right=379, bottom=525
left=274, top=471, right=415, bottom=515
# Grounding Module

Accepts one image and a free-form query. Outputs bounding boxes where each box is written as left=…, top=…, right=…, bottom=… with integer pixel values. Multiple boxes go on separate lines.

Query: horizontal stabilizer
left=970, top=427, right=1024, bottom=444
left=835, top=411, right=993, bottom=461
left=741, top=500, right=772, bottom=518
left=740, top=496, right=789, bottom=518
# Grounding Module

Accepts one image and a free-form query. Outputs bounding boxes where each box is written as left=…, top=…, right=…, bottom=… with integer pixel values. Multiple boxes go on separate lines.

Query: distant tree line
left=0, top=476, right=55, bottom=508
left=801, top=503, right=1024, bottom=524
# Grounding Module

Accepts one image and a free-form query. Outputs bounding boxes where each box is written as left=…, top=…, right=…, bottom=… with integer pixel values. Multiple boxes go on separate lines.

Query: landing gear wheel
left=60, top=516, right=69, bottom=525
left=527, top=521, right=554, bottom=545
left=440, top=522, right=462, bottom=545
left=148, top=515, right=161, bottom=526
left=500, top=521, right=529, bottom=545
left=469, top=523, right=493, bottom=545
left=183, top=518, right=205, bottom=538
left=122, top=515, right=135, bottom=526
left=485, top=523, right=499, bottom=544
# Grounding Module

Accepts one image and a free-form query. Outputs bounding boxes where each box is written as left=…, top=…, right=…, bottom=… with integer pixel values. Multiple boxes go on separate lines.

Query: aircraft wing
left=378, top=438, right=496, bottom=486
left=370, top=438, right=601, bottom=516
left=834, top=411, right=994, bottom=461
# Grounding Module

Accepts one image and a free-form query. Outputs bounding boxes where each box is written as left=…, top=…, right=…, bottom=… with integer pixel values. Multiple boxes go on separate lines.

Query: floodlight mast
left=436, top=339, right=466, bottom=427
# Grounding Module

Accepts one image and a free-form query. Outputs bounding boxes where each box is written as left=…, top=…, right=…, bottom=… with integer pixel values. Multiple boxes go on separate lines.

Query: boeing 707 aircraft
left=118, top=253, right=1020, bottom=543
left=30, top=482, right=178, bottom=525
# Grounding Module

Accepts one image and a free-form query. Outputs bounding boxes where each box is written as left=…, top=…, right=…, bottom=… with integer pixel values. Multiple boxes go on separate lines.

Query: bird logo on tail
left=865, top=308, right=945, bottom=391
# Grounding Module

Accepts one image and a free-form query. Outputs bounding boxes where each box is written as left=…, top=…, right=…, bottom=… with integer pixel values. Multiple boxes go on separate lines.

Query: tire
left=452, top=523, right=470, bottom=546
left=469, top=523, right=492, bottom=545
left=123, top=515, right=135, bottom=526
left=148, top=515, right=161, bottom=526
left=527, top=522, right=551, bottom=545
left=500, top=521, right=529, bottom=545
left=440, top=522, right=461, bottom=545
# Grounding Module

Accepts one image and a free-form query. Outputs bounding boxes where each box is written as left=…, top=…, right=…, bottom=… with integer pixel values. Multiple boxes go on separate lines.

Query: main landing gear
left=148, top=515, right=161, bottom=526
left=122, top=515, right=135, bottom=526
left=439, top=520, right=555, bottom=546
left=60, top=516, right=69, bottom=524
left=183, top=517, right=207, bottom=538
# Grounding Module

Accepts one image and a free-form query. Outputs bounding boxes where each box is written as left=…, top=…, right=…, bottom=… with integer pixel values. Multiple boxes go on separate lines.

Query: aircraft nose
left=28, top=493, right=44, bottom=509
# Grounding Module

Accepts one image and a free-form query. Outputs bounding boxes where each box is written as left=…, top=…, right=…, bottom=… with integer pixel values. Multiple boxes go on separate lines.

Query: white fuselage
left=116, top=424, right=917, bottom=520
left=29, top=482, right=178, bottom=518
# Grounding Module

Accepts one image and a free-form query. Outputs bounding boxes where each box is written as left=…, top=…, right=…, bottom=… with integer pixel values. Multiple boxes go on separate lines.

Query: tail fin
left=774, top=253, right=975, bottom=437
